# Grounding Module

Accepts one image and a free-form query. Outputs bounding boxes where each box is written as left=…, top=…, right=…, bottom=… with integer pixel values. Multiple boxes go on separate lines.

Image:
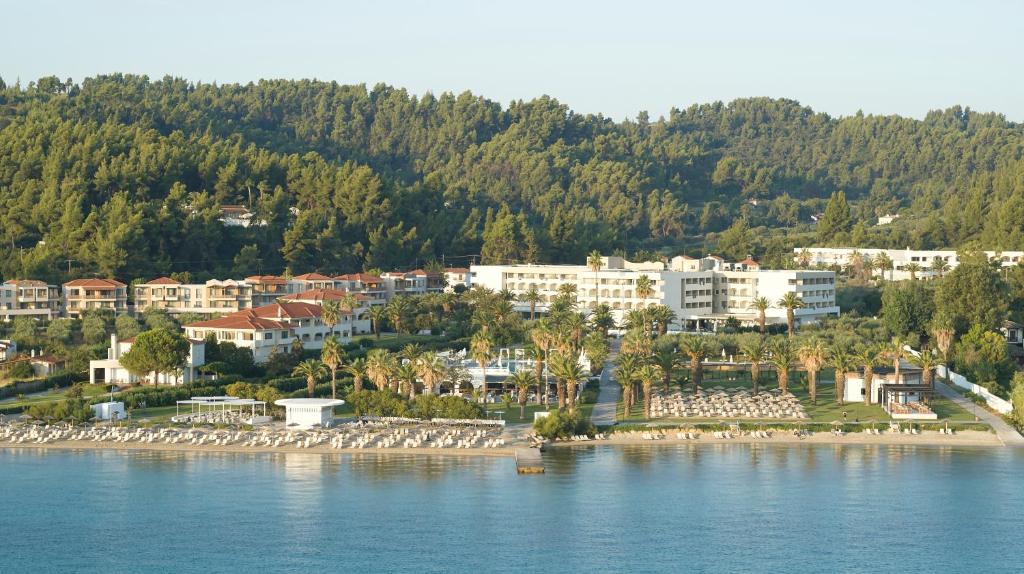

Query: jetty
left=515, top=447, right=545, bottom=474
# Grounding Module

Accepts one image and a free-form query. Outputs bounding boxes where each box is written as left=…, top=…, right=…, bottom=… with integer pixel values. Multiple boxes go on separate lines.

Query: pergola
left=878, top=383, right=934, bottom=411
left=175, top=396, right=267, bottom=419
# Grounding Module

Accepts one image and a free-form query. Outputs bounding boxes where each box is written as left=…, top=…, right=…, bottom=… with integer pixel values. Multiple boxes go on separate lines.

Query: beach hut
left=274, top=399, right=345, bottom=429
left=91, top=401, right=126, bottom=421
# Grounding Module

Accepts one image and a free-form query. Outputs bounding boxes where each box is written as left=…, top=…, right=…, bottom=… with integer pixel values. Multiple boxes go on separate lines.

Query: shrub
left=7, top=361, right=35, bottom=380
left=345, top=389, right=410, bottom=417
left=410, top=394, right=485, bottom=420
left=533, top=410, right=594, bottom=439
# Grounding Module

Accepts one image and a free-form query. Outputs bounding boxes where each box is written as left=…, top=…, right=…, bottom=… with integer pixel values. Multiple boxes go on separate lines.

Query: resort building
left=288, top=273, right=338, bottom=293
left=133, top=278, right=253, bottom=315
left=334, top=273, right=387, bottom=304
left=281, top=288, right=371, bottom=335
left=444, top=268, right=472, bottom=292
left=0, top=280, right=62, bottom=321
left=0, top=339, right=17, bottom=362
left=246, top=275, right=290, bottom=306
left=63, top=278, right=128, bottom=317
left=470, top=255, right=838, bottom=329
left=794, top=247, right=1024, bottom=280
left=183, top=301, right=341, bottom=363
left=89, top=333, right=206, bottom=386
left=842, top=360, right=935, bottom=419
left=381, top=269, right=444, bottom=297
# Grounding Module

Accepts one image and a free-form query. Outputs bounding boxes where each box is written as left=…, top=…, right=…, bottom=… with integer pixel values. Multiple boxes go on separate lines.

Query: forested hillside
left=2, top=74, right=1024, bottom=283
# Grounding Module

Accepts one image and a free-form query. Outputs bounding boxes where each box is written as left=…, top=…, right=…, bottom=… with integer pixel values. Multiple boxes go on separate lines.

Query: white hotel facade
left=795, top=247, right=1024, bottom=281
left=470, top=255, right=838, bottom=329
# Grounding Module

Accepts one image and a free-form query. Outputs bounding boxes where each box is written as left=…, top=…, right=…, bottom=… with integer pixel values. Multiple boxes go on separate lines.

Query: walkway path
left=934, top=381, right=1024, bottom=446
left=590, top=338, right=621, bottom=427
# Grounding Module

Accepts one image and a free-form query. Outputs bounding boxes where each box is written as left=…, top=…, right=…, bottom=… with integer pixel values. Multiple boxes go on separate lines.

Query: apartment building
left=444, top=268, right=472, bottom=292
left=134, top=278, right=253, bottom=315
left=381, top=269, right=445, bottom=298
left=471, top=255, right=838, bottom=330
left=1, top=280, right=62, bottom=321
left=288, top=273, right=338, bottom=293
left=795, top=247, right=1024, bottom=280
left=63, top=279, right=128, bottom=317
left=334, top=273, right=387, bottom=305
left=183, top=301, right=340, bottom=363
left=245, top=275, right=290, bottom=306
left=280, top=288, right=371, bottom=335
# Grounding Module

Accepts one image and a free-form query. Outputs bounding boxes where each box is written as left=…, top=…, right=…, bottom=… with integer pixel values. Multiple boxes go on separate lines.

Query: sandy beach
left=551, top=429, right=1004, bottom=448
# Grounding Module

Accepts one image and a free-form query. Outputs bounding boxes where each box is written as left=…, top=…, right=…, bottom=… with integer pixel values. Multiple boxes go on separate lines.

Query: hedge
left=0, top=372, right=84, bottom=400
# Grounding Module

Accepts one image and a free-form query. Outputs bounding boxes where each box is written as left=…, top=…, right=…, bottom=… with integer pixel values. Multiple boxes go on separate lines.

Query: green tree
left=320, top=336, right=345, bottom=399
left=817, top=191, right=851, bottom=242
left=881, top=281, right=935, bottom=339
left=935, top=253, right=1008, bottom=332
left=115, top=313, right=141, bottom=340
left=777, top=292, right=805, bottom=337
left=292, top=359, right=327, bottom=398
left=118, top=329, right=190, bottom=386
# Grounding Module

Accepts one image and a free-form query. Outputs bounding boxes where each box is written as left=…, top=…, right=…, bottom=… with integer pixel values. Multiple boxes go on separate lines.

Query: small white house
left=92, top=401, right=126, bottom=421
left=89, top=334, right=205, bottom=386
left=274, top=398, right=344, bottom=429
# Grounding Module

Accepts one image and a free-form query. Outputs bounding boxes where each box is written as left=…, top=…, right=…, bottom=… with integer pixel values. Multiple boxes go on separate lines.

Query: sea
left=1, top=445, right=1021, bottom=573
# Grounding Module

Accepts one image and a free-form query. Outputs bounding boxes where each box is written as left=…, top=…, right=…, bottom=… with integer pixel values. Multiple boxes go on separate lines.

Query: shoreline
left=0, top=428, right=1006, bottom=458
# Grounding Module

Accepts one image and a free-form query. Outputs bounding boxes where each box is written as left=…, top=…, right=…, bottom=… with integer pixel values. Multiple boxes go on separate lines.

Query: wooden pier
left=514, top=447, right=545, bottom=474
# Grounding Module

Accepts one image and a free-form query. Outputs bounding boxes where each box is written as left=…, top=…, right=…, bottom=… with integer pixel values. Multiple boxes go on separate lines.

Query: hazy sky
left=3, top=0, right=1022, bottom=120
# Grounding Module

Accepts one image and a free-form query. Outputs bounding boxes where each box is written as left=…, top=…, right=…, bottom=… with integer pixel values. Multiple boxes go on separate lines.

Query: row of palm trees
left=614, top=331, right=944, bottom=419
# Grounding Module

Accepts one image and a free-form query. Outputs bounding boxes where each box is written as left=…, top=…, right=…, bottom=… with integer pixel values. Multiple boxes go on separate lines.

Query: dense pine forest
left=2, top=74, right=1024, bottom=283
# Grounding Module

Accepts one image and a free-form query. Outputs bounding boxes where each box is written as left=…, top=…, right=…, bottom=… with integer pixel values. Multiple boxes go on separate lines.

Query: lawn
left=350, top=333, right=441, bottom=346
left=0, top=383, right=110, bottom=411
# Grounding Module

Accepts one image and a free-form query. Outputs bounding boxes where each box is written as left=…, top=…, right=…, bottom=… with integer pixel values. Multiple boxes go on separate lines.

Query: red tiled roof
left=30, top=354, right=64, bottom=364
left=291, top=273, right=333, bottom=281
left=4, top=279, right=50, bottom=287
left=145, top=277, right=181, bottom=285
left=248, top=301, right=323, bottom=320
left=63, top=278, right=126, bottom=288
left=445, top=267, right=470, bottom=273
left=738, top=257, right=760, bottom=267
left=185, top=314, right=289, bottom=330
left=245, top=275, right=288, bottom=285
left=335, top=273, right=383, bottom=283
left=285, top=289, right=370, bottom=305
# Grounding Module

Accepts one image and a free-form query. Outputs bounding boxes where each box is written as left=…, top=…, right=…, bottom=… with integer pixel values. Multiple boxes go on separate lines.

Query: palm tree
left=365, top=349, right=397, bottom=391
left=874, top=252, right=894, bottom=281
left=861, top=257, right=876, bottom=283
left=321, top=300, right=341, bottom=337
left=368, top=305, right=388, bottom=339
left=931, top=316, right=955, bottom=383
left=415, top=352, right=447, bottom=396
left=796, top=248, right=812, bottom=268
left=556, top=283, right=578, bottom=304
left=530, top=325, right=555, bottom=405
left=292, top=359, right=327, bottom=398
left=519, top=285, right=541, bottom=320
left=750, top=296, right=770, bottom=334
left=343, top=357, right=368, bottom=394
left=740, top=335, right=769, bottom=395
left=506, top=370, right=537, bottom=419
left=679, top=334, right=716, bottom=393
left=614, top=354, right=641, bottom=417
left=469, top=331, right=494, bottom=403
left=930, top=256, right=950, bottom=278
left=652, top=345, right=681, bottom=393
left=396, top=361, right=418, bottom=399
left=853, top=345, right=883, bottom=405
left=527, top=345, right=547, bottom=404
left=828, top=345, right=856, bottom=405
left=910, top=348, right=939, bottom=390
left=886, top=336, right=908, bottom=386
left=637, top=363, right=661, bottom=419
left=587, top=250, right=603, bottom=305
left=621, top=327, right=653, bottom=358
left=320, top=336, right=345, bottom=399
left=776, top=292, right=805, bottom=337
left=549, top=351, right=585, bottom=413
left=400, top=343, right=423, bottom=363
left=904, top=262, right=921, bottom=281
left=798, top=339, right=827, bottom=404
left=590, top=303, right=615, bottom=337
left=635, top=274, right=654, bottom=300
left=387, top=296, right=413, bottom=334
left=649, top=305, right=676, bottom=336
left=769, top=338, right=798, bottom=393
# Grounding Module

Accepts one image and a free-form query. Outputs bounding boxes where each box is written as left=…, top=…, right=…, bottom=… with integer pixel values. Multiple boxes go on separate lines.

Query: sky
left=2, top=0, right=1023, bottom=121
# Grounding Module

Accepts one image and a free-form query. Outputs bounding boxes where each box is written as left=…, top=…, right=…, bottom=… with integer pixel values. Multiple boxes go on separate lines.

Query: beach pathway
left=934, top=381, right=1024, bottom=446
left=590, top=338, right=621, bottom=427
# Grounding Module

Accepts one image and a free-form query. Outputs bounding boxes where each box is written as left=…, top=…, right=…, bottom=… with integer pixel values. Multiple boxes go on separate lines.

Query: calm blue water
left=1, top=445, right=1022, bottom=573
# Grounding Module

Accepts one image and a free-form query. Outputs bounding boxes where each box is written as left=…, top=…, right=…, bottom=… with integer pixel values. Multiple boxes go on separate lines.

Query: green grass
left=350, top=333, right=440, bottom=345
left=485, top=403, right=553, bottom=424
left=0, top=383, right=109, bottom=410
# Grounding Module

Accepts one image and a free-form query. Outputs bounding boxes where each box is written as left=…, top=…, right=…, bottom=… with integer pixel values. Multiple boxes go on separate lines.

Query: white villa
left=183, top=301, right=344, bottom=363
left=89, top=334, right=206, bottom=386
left=794, top=247, right=1024, bottom=281
left=471, top=255, right=838, bottom=329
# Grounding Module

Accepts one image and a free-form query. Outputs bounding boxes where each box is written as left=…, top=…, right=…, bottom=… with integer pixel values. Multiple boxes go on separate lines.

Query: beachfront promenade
left=934, top=381, right=1024, bottom=446
left=590, top=339, right=621, bottom=427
